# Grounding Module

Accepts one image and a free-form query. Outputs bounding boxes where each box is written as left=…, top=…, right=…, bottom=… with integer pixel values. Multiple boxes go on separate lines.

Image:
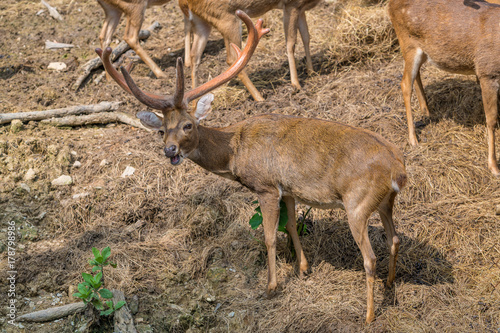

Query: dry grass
left=0, top=0, right=499, bottom=332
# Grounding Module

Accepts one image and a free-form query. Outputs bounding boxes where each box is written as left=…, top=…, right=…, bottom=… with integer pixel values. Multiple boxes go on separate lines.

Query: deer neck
left=188, top=125, right=235, bottom=178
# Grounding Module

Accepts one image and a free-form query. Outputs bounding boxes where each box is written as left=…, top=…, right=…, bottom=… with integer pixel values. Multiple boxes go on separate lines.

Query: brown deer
left=388, top=0, right=500, bottom=176
left=97, top=0, right=186, bottom=79
left=96, top=10, right=407, bottom=324
left=178, top=0, right=321, bottom=101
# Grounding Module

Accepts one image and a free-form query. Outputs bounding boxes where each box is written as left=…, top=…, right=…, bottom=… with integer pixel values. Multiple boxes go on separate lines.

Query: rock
left=19, top=183, right=31, bottom=193
left=72, top=161, right=81, bottom=168
left=121, top=165, right=135, bottom=178
left=51, top=175, right=72, bottom=186
left=11, top=119, right=23, bottom=133
left=129, top=294, right=139, bottom=315
left=99, top=159, right=109, bottom=166
left=228, top=311, right=235, bottom=318
left=25, top=168, right=36, bottom=181
left=72, top=192, right=89, bottom=200
left=47, top=62, right=67, bottom=71
left=206, top=267, right=227, bottom=287
left=47, top=144, right=59, bottom=156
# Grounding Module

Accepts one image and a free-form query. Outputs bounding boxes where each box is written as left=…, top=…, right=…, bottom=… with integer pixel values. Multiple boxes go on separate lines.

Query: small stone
left=228, top=311, right=235, bottom=318
left=11, top=119, right=23, bottom=133
left=47, top=62, right=67, bottom=71
left=121, top=166, right=135, bottom=178
left=51, top=175, right=72, bottom=186
left=99, top=159, right=109, bottom=166
left=19, top=183, right=31, bottom=193
left=25, top=168, right=36, bottom=181
left=129, top=295, right=139, bottom=315
left=72, top=161, right=81, bottom=168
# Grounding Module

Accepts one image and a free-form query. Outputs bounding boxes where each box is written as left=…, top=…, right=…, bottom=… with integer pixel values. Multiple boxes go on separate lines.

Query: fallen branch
left=112, top=289, right=137, bottom=333
left=73, top=21, right=160, bottom=91
left=0, top=102, right=121, bottom=125
left=17, top=302, right=86, bottom=322
left=41, top=111, right=146, bottom=129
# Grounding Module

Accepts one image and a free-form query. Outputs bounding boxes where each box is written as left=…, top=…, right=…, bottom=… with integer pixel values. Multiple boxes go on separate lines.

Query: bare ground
left=0, top=0, right=499, bottom=332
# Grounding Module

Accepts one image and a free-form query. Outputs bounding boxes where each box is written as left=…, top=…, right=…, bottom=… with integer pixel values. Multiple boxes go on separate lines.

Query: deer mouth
left=170, top=154, right=183, bottom=165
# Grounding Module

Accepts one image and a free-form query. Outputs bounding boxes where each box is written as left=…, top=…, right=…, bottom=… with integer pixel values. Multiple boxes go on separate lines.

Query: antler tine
left=95, top=47, right=166, bottom=100
left=120, top=66, right=174, bottom=110
left=173, top=57, right=185, bottom=108
left=184, top=10, right=270, bottom=102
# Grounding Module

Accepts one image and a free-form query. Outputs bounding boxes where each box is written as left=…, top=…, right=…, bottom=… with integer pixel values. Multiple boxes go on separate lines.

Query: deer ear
left=137, top=111, right=163, bottom=130
left=193, top=93, right=214, bottom=123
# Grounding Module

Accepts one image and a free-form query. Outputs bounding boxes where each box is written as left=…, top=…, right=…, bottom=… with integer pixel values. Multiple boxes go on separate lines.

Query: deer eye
left=158, top=130, right=165, bottom=137
left=183, top=123, right=193, bottom=131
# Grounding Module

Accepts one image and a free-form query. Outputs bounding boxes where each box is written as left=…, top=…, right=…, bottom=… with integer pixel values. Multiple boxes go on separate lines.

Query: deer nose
left=164, top=145, right=178, bottom=158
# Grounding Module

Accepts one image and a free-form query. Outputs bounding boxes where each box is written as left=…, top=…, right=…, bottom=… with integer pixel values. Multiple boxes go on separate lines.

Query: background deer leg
left=183, top=15, right=193, bottom=68
left=97, top=1, right=122, bottom=50
left=282, top=196, right=309, bottom=278
left=401, top=47, right=426, bottom=146
left=297, top=11, right=313, bottom=75
left=123, top=9, right=166, bottom=79
left=414, top=71, right=430, bottom=116
left=479, top=77, right=500, bottom=176
left=258, top=191, right=281, bottom=295
left=189, top=14, right=211, bottom=88
left=283, top=6, right=301, bottom=89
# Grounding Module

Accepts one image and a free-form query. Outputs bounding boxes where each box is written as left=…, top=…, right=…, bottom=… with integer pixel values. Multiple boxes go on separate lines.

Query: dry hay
left=0, top=0, right=499, bottom=332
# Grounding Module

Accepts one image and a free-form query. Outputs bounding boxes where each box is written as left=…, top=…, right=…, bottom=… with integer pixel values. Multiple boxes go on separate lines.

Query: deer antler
left=95, top=47, right=166, bottom=100
left=183, top=10, right=270, bottom=102
left=96, top=10, right=269, bottom=111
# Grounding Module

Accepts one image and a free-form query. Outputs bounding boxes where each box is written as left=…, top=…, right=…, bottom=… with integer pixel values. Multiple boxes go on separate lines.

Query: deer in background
left=97, top=0, right=188, bottom=79
left=388, top=0, right=500, bottom=176
left=178, top=0, right=321, bottom=101
left=97, top=10, right=407, bottom=324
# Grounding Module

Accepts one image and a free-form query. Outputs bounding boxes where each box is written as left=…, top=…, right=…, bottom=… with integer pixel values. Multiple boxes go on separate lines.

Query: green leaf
left=82, top=272, right=93, bottom=284
left=101, top=247, right=111, bottom=261
left=110, top=263, right=117, bottom=268
left=277, top=200, right=288, bottom=233
left=106, top=300, right=114, bottom=308
left=251, top=200, right=259, bottom=204
left=99, top=288, right=114, bottom=299
left=115, top=301, right=126, bottom=310
left=92, top=299, right=104, bottom=310
left=89, top=259, right=99, bottom=266
left=249, top=213, right=263, bottom=230
left=95, top=256, right=104, bottom=264
left=100, top=309, right=114, bottom=316
left=92, top=266, right=102, bottom=273
left=92, top=247, right=101, bottom=259
left=73, top=292, right=83, bottom=299
left=94, top=272, right=102, bottom=284
left=255, top=206, right=262, bottom=214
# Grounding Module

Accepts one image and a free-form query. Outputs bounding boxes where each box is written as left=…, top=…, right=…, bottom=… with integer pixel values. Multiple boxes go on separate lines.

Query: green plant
left=249, top=200, right=288, bottom=233
left=73, top=247, right=125, bottom=316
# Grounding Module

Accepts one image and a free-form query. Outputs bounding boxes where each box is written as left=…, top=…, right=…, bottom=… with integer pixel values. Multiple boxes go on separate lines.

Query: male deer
left=97, top=0, right=185, bottom=79
left=388, top=0, right=500, bottom=176
left=97, top=11, right=407, bottom=324
left=178, top=0, right=321, bottom=101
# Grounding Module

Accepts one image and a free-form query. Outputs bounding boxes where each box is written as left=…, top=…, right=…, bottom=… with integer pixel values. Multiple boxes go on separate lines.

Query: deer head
left=95, top=10, right=269, bottom=165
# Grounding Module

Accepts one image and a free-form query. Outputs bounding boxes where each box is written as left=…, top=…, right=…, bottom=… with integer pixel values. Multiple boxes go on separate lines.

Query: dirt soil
left=1, top=0, right=499, bottom=332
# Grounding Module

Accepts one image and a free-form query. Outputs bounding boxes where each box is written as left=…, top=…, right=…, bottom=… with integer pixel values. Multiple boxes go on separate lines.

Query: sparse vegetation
left=0, top=0, right=499, bottom=332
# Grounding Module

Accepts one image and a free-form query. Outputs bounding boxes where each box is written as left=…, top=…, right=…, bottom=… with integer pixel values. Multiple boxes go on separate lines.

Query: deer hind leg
left=283, top=6, right=301, bottom=89
left=344, top=192, right=380, bottom=324
left=282, top=196, right=309, bottom=278
left=479, top=76, right=500, bottom=176
left=401, top=47, right=427, bottom=146
left=97, top=1, right=122, bottom=50
left=377, top=192, right=400, bottom=287
left=123, top=8, right=166, bottom=79
left=258, top=191, right=281, bottom=295
left=189, top=14, right=211, bottom=88
left=219, top=18, right=264, bottom=101
left=297, top=11, right=313, bottom=75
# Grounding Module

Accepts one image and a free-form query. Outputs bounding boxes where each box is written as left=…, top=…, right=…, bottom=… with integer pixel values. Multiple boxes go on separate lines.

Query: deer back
left=388, top=0, right=500, bottom=76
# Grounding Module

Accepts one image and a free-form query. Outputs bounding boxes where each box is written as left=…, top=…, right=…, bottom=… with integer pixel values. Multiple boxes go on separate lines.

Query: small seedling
left=73, top=246, right=125, bottom=316
left=249, top=200, right=288, bottom=233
